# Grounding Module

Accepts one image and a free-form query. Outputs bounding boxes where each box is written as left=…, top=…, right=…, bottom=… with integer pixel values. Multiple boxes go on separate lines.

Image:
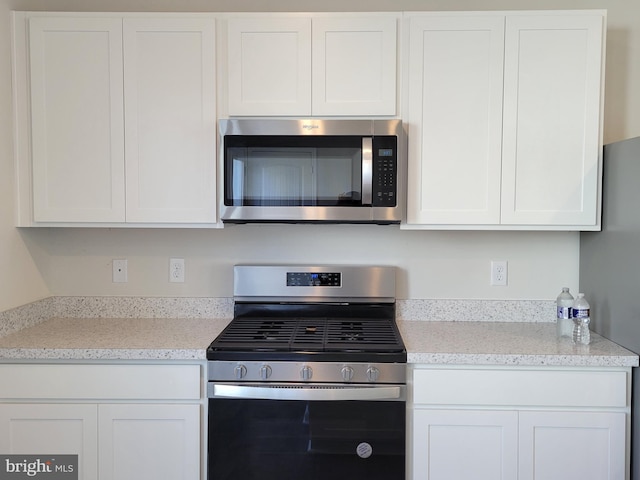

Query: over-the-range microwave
left=219, top=118, right=405, bottom=224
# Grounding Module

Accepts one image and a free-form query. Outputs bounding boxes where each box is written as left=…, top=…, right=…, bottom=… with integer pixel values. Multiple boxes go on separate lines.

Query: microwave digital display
left=379, top=148, right=394, bottom=157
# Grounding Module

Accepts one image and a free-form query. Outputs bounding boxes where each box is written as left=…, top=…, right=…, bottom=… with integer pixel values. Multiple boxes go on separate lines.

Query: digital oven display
left=286, top=272, right=341, bottom=287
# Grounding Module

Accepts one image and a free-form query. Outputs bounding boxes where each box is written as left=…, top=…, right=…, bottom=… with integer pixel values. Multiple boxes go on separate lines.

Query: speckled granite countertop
left=0, top=317, right=232, bottom=360
left=0, top=317, right=636, bottom=366
left=399, top=321, right=638, bottom=367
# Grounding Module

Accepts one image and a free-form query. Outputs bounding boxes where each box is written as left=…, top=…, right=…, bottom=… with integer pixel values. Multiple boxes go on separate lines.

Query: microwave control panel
left=372, top=136, right=397, bottom=207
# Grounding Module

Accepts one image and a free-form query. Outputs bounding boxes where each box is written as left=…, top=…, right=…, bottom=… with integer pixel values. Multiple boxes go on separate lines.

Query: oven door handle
left=209, top=383, right=404, bottom=401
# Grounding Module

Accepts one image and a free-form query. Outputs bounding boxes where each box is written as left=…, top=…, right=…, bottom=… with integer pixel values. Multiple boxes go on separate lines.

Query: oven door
left=207, top=383, right=406, bottom=480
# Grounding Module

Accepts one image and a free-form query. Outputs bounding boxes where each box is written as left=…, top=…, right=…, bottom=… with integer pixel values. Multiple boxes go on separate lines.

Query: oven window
left=224, top=136, right=363, bottom=207
left=208, top=398, right=405, bottom=480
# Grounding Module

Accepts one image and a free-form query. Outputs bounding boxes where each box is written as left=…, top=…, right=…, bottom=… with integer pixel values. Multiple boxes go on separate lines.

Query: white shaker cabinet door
left=98, top=404, right=200, bottom=480
left=406, top=15, right=505, bottom=225
left=519, top=411, right=626, bottom=480
left=413, top=409, right=518, bottom=480
left=227, top=17, right=312, bottom=116
left=501, top=14, right=604, bottom=226
left=0, top=404, right=98, bottom=480
left=29, top=17, right=125, bottom=222
left=123, top=18, right=217, bottom=223
left=312, top=16, right=397, bottom=116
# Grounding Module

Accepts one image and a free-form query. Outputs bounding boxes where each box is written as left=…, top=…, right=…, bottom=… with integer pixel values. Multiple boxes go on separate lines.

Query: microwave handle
left=362, top=137, right=373, bottom=205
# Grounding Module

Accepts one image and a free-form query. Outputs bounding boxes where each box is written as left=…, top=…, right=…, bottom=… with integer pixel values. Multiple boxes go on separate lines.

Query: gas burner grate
left=211, top=317, right=403, bottom=353
left=325, top=319, right=403, bottom=352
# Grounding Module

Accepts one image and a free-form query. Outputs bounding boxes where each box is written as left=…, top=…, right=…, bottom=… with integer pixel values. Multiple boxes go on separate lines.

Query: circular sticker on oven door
left=356, top=442, right=373, bottom=459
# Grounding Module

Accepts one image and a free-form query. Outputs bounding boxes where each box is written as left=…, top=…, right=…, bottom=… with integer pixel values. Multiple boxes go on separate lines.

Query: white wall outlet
left=490, top=260, right=508, bottom=286
left=169, top=258, right=185, bottom=283
left=112, top=259, right=128, bottom=283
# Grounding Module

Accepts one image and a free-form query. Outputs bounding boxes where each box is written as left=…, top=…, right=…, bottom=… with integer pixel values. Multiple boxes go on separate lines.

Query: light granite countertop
left=0, top=317, right=636, bottom=367
left=0, top=317, right=232, bottom=361
left=399, top=321, right=639, bottom=367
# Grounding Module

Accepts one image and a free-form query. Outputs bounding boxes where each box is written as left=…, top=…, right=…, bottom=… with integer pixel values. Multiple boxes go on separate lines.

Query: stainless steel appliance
left=219, top=119, right=404, bottom=224
left=206, top=265, right=406, bottom=480
left=580, top=136, right=640, bottom=479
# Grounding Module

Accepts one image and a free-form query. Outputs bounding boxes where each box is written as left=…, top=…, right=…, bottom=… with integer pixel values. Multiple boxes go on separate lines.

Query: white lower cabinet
left=0, top=363, right=202, bottom=480
left=519, top=411, right=625, bottom=480
left=413, top=409, right=518, bottom=479
left=0, top=404, right=99, bottom=480
left=99, top=404, right=200, bottom=480
left=411, top=366, right=630, bottom=480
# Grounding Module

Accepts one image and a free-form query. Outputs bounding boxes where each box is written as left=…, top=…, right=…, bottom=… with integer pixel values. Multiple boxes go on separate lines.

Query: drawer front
left=413, top=368, right=628, bottom=408
left=0, top=364, right=201, bottom=400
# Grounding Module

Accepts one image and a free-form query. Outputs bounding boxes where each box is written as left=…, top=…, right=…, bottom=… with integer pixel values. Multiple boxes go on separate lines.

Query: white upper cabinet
left=29, top=17, right=126, bottom=223
left=227, top=17, right=312, bottom=116
left=311, top=17, right=397, bottom=116
left=501, top=14, right=604, bottom=226
left=14, top=13, right=218, bottom=226
left=226, top=14, right=398, bottom=116
left=123, top=18, right=217, bottom=224
left=406, top=15, right=505, bottom=225
left=404, top=11, right=605, bottom=230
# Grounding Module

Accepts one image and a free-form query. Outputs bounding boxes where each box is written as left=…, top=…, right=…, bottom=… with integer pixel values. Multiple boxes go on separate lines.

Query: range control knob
left=300, top=365, right=313, bottom=381
left=341, top=366, right=355, bottom=382
left=234, top=364, right=247, bottom=380
left=367, top=366, right=380, bottom=382
left=259, top=364, right=272, bottom=380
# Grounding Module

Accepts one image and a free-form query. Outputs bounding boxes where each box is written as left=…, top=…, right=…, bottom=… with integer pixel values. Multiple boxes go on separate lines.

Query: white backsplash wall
left=0, top=296, right=556, bottom=339
left=19, top=226, right=580, bottom=301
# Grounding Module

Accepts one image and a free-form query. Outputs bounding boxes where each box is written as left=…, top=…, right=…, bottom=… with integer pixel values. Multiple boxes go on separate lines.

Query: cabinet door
left=123, top=18, right=217, bottom=223
left=29, top=17, right=125, bottom=222
left=0, top=404, right=98, bottom=480
left=227, top=17, right=311, bottom=116
left=99, top=404, right=200, bottom=480
left=501, top=14, right=604, bottom=226
left=413, top=409, right=518, bottom=480
left=519, top=411, right=625, bottom=480
left=312, top=16, right=397, bottom=116
left=406, top=15, right=505, bottom=225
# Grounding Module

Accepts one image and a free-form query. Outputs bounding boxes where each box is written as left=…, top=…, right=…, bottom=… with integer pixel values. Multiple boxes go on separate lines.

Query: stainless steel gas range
left=206, top=265, right=406, bottom=480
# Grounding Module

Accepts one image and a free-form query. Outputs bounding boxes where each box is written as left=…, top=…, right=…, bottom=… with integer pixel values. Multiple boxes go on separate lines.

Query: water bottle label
left=557, top=306, right=572, bottom=319
left=574, top=307, right=590, bottom=319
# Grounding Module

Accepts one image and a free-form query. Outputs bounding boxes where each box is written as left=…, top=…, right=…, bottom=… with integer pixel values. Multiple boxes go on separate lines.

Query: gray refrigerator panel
left=581, top=136, right=640, bottom=347
left=580, top=136, right=640, bottom=479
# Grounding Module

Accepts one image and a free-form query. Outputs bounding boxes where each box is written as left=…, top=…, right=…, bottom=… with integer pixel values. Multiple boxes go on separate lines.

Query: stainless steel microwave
left=219, top=119, right=404, bottom=224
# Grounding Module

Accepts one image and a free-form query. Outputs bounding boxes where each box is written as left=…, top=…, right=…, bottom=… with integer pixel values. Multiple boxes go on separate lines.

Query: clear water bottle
left=556, top=287, right=574, bottom=338
left=572, top=293, right=591, bottom=345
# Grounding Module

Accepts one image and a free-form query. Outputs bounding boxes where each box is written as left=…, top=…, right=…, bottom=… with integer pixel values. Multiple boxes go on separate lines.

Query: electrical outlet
left=169, top=258, right=185, bottom=283
left=490, top=260, right=508, bottom=286
left=112, top=259, right=128, bottom=283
